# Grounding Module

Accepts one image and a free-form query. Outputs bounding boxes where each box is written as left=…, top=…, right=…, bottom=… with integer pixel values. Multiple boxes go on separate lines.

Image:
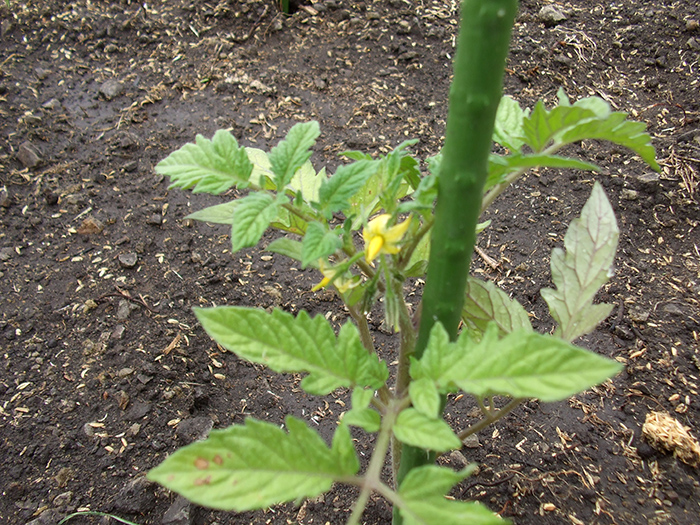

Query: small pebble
left=118, top=252, right=138, bottom=268
left=17, top=141, right=41, bottom=168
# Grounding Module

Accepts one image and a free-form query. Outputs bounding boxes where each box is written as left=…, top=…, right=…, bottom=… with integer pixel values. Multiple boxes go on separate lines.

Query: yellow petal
left=366, top=235, right=385, bottom=263
left=311, top=276, right=331, bottom=292
left=384, top=216, right=412, bottom=243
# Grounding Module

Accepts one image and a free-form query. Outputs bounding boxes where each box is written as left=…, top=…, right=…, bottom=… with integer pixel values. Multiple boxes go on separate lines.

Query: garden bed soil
left=1, top=0, right=699, bottom=524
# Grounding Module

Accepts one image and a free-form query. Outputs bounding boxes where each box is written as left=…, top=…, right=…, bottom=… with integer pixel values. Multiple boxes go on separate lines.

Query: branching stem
left=457, top=397, right=523, bottom=441
left=347, top=399, right=402, bottom=525
left=480, top=144, right=563, bottom=213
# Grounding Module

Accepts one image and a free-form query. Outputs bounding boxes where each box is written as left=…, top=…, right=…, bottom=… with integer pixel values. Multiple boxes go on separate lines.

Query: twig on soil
left=475, top=245, right=499, bottom=271
left=230, top=4, right=270, bottom=43
left=96, top=285, right=156, bottom=313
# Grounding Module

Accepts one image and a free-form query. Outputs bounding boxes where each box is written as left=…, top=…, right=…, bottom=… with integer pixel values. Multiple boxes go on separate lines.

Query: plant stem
left=397, top=215, right=434, bottom=270
left=347, top=400, right=401, bottom=525
left=393, top=1, right=518, bottom=522
left=347, top=302, right=391, bottom=405
left=480, top=144, right=563, bottom=213
left=457, top=397, right=523, bottom=441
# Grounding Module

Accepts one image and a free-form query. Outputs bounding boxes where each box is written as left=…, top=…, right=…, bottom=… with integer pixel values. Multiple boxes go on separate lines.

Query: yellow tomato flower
left=311, top=260, right=359, bottom=293
left=362, top=214, right=411, bottom=263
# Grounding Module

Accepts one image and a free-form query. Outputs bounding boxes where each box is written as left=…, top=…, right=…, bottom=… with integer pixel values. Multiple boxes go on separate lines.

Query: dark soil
left=1, top=1, right=699, bottom=524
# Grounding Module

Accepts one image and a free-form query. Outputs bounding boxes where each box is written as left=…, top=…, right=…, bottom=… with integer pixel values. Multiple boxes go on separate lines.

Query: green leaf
left=269, top=205, right=310, bottom=235
left=520, top=93, right=659, bottom=171
left=194, top=307, right=388, bottom=395
left=409, top=323, right=454, bottom=386
left=399, top=498, right=506, bottom=525
left=409, top=378, right=441, bottom=418
left=347, top=143, right=417, bottom=224
left=319, top=160, right=379, bottom=218
left=343, top=407, right=381, bottom=433
left=493, top=95, right=525, bottom=152
left=541, top=182, right=619, bottom=342
left=301, top=222, right=342, bottom=268
left=398, top=465, right=504, bottom=524
left=416, top=324, right=622, bottom=401
left=157, top=130, right=253, bottom=194
left=186, top=201, right=239, bottom=225
left=398, top=172, right=437, bottom=215
left=269, top=122, right=321, bottom=190
left=230, top=192, right=279, bottom=253
left=383, top=276, right=401, bottom=332
left=399, top=465, right=476, bottom=501
left=487, top=153, right=600, bottom=191
left=266, top=237, right=305, bottom=263
left=393, top=408, right=461, bottom=452
left=331, top=422, right=359, bottom=472
left=247, top=147, right=275, bottom=189
left=351, top=387, right=375, bottom=410
left=522, top=101, right=595, bottom=152
left=462, top=277, right=532, bottom=337
left=560, top=114, right=660, bottom=171
left=147, top=416, right=358, bottom=512
left=288, top=164, right=325, bottom=204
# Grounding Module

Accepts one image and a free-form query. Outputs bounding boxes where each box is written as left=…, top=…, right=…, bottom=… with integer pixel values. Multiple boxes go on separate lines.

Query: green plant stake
left=393, top=3, right=519, bottom=513
left=146, top=0, right=660, bottom=522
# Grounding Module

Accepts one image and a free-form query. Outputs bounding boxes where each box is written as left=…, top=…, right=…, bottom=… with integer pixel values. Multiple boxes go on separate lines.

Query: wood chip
left=642, top=411, right=700, bottom=467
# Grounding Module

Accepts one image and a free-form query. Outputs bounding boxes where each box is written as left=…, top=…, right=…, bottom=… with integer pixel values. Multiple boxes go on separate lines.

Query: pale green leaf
left=462, top=277, right=532, bottom=337
left=186, top=201, right=239, bottom=225
left=319, top=160, right=379, bottom=218
left=399, top=498, right=506, bottom=525
left=409, top=323, right=456, bottom=386
left=331, top=422, right=359, bottom=473
left=347, top=142, right=417, bottom=224
left=541, top=182, right=619, bottom=342
left=156, top=130, right=253, bottom=194
left=230, top=192, right=279, bottom=253
left=398, top=172, right=437, bottom=215
left=399, top=465, right=503, bottom=525
left=435, top=326, right=622, bottom=401
left=493, top=95, right=525, bottom=152
left=351, top=387, right=375, bottom=410
left=520, top=94, right=659, bottom=171
left=247, top=147, right=275, bottom=188
left=269, top=122, right=321, bottom=189
left=266, top=237, right=304, bottom=263
left=572, top=95, right=611, bottom=118
left=393, top=408, right=461, bottom=452
left=399, top=465, right=477, bottom=501
left=147, top=416, right=358, bottom=512
left=343, top=408, right=381, bottom=433
left=288, top=164, right=325, bottom=204
left=409, top=378, right=441, bottom=418
left=301, top=222, right=342, bottom=268
left=194, top=307, right=388, bottom=395
left=269, top=205, right=310, bottom=235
